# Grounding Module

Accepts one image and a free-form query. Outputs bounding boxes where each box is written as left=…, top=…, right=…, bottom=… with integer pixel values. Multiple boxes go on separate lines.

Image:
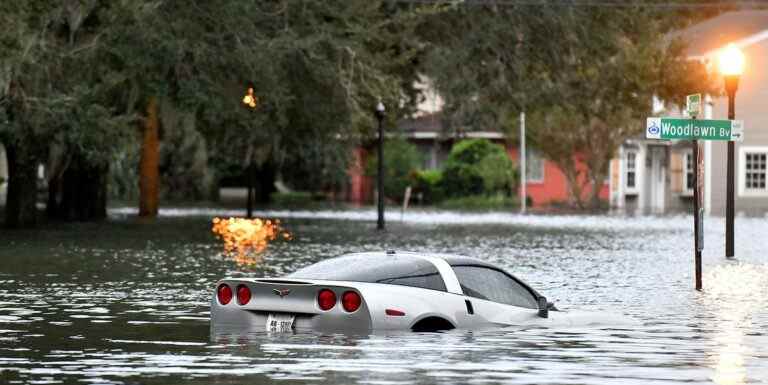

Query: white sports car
left=211, top=251, right=555, bottom=332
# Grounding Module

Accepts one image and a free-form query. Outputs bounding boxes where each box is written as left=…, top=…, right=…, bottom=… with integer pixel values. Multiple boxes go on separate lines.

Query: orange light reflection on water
left=705, top=264, right=768, bottom=385
left=211, top=217, right=292, bottom=266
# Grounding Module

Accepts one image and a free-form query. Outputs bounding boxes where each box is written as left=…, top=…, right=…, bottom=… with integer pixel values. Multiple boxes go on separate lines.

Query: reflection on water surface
left=1, top=212, right=767, bottom=384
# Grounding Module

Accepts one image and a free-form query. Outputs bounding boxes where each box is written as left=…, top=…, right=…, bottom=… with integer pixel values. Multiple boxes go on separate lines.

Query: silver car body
left=211, top=251, right=551, bottom=332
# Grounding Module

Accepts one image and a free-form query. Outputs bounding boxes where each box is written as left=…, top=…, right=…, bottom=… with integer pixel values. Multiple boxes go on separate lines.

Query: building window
left=626, top=151, right=637, bottom=189
left=745, top=153, right=767, bottom=190
left=526, top=149, right=544, bottom=183
left=739, top=147, right=768, bottom=197
left=684, top=151, right=694, bottom=194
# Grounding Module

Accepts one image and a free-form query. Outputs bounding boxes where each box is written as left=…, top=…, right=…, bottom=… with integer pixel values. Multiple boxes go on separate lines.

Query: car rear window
left=287, top=254, right=446, bottom=292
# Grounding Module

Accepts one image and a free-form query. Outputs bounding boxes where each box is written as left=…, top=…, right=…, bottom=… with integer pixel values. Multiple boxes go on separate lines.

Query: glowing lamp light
left=718, top=44, right=745, bottom=77
left=242, top=87, right=258, bottom=108
left=211, top=217, right=292, bottom=266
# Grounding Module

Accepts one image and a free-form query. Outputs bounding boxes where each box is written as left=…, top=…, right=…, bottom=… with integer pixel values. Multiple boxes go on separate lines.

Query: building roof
left=676, top=10, right=768, bottom=58
left=398, top=112, right=505, bottom=140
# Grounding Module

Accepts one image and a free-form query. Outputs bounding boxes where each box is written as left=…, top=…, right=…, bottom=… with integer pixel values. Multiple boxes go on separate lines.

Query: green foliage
left=158, top=102, right=215, bottom=201
left=108, top=140, right=141, bottom=201
left=477, top=150, right=517, bottom=193
left=412, top=169, right=444, bottom=204
left=439, top=194, right=518, bottom=211
left=366, top=139, right=422, bottom=201
left=441, top=139, right=514, bottom=198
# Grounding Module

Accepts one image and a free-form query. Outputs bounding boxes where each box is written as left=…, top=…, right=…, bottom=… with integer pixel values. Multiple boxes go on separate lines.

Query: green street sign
left=646, top=117, right=744, bottom=141
left=686, top=94, right=702, bottom=118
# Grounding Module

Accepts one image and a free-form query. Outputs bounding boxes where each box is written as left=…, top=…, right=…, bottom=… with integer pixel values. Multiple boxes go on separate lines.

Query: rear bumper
left=210, top=299, right=373, bottom=332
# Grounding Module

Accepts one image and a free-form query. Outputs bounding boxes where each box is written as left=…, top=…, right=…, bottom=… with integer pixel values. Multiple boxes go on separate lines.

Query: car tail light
left=236, top=284, right=251, bottom=305
left=317, top=289, right=336, bottom=311
left=342, top=291, right=361, bottom=313
left=217, top=284, right=233, bottom=305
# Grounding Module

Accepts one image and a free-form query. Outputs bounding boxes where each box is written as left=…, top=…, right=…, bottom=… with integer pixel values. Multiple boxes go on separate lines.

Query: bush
left=441, top=139, right=516, bottom=198
left=270, top=191, right=316, bottom=207
left=366, top=139, right=422, bottom=201
left=438, top=193, right=519, bottom=211
left=411, top=169, right=445, bottom=204
left=477, top=151, right=517, bottom=193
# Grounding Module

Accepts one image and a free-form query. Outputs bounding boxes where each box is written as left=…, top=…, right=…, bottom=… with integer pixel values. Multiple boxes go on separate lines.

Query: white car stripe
left=412, top=254, right=463, bottom=295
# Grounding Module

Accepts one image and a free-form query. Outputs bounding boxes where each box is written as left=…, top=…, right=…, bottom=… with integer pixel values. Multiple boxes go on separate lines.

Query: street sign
left=646, top=117, right=744, bottom=141
left=686, top=94, right=702, bottom=118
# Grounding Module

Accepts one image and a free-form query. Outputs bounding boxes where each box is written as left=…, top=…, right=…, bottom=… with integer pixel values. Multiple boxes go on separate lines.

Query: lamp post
left=718, top=44, right=744, bottom=259
left=242, top=86, right=259, bottom=219
left=375, top=101, right=386, bottom=230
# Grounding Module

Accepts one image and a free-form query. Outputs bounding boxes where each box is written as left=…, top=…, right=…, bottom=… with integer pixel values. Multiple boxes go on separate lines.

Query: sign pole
left=647, top=92, right=745, bottom=290
left=688, top=95, right=704, bottom=291
left=693, top=139, right=703, bottom=291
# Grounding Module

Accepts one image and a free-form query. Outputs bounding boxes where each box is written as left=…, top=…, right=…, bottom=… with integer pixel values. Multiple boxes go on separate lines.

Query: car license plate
left=266, top=313, right=295, bottom=332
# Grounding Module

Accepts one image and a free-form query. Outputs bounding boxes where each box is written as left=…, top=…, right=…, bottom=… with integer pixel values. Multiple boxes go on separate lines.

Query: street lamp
left=718, top=44, right=744, bottom=259
left=243, top=86, right=258, bottom=108
left=375, top=100, right=386, bottom=231
left=242, top=85, right=259, bottom=219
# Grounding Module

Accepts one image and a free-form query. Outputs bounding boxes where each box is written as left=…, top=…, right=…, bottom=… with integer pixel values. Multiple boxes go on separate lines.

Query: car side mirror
left=537, top=296, right=548, bottom=318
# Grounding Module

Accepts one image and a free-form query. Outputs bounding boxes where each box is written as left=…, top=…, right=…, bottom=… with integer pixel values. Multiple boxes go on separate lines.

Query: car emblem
left=273, top=288, right=291, bottom=298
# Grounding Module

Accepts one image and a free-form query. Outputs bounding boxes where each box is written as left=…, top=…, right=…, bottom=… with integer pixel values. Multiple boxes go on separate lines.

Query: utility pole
left=375, top=101, right=386, bottom=230
left=520, top=112, right=526, bottom=214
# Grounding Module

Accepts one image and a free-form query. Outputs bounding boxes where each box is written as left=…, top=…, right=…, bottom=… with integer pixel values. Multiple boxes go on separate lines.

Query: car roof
left=337, top=251, right=542, bottom=299
left=344, top=251, right=498, bottom=269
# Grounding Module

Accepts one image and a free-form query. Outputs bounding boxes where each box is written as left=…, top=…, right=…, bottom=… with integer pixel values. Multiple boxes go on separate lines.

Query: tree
left=523, top=7, right=717, bottom=208
left=0, top=1, right=133, bottom=226
left=199, top=1, right=438, bottom=198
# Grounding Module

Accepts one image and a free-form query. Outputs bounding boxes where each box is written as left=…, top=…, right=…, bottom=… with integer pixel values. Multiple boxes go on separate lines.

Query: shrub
left=441, top=139, right=516, bottom=198
left=366, top=139, right=422, bottom=201
left=477, top=150, right=517, bottom=194
left=411, top=169, right=445, bottom=204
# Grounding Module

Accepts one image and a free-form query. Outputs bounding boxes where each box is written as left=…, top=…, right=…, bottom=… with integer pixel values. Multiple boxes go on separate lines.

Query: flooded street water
left=1, top=209, right=767, bottom=384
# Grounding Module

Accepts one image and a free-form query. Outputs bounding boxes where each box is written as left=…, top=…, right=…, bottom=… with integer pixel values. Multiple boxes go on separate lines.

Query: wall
left=507, top=148, right=609, bottom=207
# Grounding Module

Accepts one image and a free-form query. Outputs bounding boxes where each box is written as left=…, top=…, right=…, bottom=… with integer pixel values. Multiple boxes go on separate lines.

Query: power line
left=386, top=0, right=768, bottom=8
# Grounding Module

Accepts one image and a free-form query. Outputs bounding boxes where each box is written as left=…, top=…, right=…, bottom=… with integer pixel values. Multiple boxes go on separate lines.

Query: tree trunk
left=46, top=173, right=62, bottom=218
left=4, top=142, right=39, bottom=228
left=139, top=96, right=160, bottom=217
left=588, top=166, right=608, bottom=211
left=50, top=160, right=108, bottom=221
left=555, top=159, right=585, bottom=209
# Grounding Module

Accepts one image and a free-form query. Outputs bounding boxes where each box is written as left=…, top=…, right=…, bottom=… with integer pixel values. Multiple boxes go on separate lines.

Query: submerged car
left=211, top=251, right=555, bottom=332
